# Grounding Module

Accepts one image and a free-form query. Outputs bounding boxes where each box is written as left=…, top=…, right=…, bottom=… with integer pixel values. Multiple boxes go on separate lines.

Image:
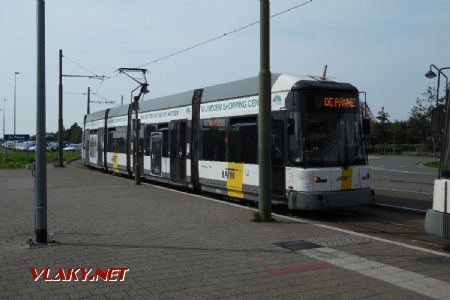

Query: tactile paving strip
left=308, top=234, right=373, bottom=247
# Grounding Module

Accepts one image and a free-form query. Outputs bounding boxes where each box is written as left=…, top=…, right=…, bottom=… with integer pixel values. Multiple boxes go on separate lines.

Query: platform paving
left=1, top=161, right=450, bottom=299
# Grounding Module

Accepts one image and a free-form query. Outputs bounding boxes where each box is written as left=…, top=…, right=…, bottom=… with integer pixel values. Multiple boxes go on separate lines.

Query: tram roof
left=85, top=109, right=107, bottom=122
left=108, top=105, right=130, bottom=118
left=139, top=90, right=195, bottom=113
left=201, top=74, right=280, bottom=103
left=200, top=73, right=351, bottom=102
left=86, top=74, right=355, bottom=117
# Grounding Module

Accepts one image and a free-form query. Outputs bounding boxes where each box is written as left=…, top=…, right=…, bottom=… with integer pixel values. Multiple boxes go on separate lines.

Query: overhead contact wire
left=96, top=0, right=313, bottom=94
left=136, top=0, right=312, bottom=68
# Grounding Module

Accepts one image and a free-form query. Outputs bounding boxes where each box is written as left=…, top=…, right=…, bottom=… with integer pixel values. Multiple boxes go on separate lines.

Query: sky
left=0, top=0, right=449, bottom=135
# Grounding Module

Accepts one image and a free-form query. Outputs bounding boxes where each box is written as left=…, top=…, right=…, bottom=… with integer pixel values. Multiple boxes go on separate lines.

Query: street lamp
left=2, top=99, right=5, bottom=140
left=1, top=99, right=6, bottom=160
left=425, top=70, right=436, bottom=79
left=14, top=72, right=20, bottom=135
left=425, top=65, right=450, bottom=170
left=425, top=64, right=449, bottom=108
left=13, top=72, right=20, bottom=149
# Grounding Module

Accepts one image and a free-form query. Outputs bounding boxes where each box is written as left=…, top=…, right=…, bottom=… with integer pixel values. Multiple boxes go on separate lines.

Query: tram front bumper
left=288, top=188, right=374, bottom=210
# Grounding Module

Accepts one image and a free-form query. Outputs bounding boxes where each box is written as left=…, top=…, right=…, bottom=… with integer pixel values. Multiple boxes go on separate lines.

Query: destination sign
left=4, top=134, right=30, bottom=141
left=323, top=97, right=356, bottom=108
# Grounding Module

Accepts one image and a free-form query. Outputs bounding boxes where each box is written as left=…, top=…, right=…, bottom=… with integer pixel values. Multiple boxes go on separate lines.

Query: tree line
left=30, top=122, right=83, bottom=144
left=368, top=86, right=445, bottom=154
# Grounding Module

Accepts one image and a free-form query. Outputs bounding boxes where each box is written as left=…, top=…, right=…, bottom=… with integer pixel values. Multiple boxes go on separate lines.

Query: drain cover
left=274, top=240, right=323, bottom=251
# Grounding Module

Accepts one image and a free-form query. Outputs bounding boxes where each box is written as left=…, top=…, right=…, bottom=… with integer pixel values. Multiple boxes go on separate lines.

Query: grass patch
left=423, top=161, right=439, bottom=168
left=0, top=151, right=81, bottom=169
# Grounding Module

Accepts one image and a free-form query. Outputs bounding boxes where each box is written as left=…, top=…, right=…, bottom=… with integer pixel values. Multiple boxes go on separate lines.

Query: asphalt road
left=368, top=155, right=437, bottom=210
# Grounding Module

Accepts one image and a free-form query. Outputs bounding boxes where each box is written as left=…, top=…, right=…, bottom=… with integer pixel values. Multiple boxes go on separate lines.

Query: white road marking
left=143, top=181, right=450, bottom=258
left=300, top=246, right=450, bottom=299
left=375, top=187, right=433, bottom=195
left=369, top=166, right=434, bottom=175
left=374, top=203, right=427, bottom=214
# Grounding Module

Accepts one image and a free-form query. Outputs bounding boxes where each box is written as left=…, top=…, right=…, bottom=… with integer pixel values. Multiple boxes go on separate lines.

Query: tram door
left=97, top=128, right=104, bottom=166
left=271, top=118, right=285, bottom=196
left=150, top=132, right=162, bottom=176
left=170, top=120, right=187, bottom=180
left=84, top=130, right=90, bottom=162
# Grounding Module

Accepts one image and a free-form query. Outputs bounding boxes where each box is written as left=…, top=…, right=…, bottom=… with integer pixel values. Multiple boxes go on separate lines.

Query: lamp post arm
left=430, top=65, right=450, bottom=107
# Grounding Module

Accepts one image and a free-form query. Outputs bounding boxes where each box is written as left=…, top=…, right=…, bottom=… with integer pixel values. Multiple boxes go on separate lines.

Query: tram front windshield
left=291, top=90, right=366, bottom=168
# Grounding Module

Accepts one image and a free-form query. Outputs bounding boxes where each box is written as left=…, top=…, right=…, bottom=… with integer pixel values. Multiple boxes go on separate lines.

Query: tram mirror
left=287, top=119, right=295, bottom=135
left=431, top=107, right=444, bottom=133
left=362, top=119, right=371, bottom=135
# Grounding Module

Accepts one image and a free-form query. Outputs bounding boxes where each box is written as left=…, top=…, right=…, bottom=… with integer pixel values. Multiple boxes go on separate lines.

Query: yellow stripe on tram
left=340, top=167, right=353, bottom=190
left=226, top=162, right=244, bottom=199
left=113, top=153, right=119, bottom=173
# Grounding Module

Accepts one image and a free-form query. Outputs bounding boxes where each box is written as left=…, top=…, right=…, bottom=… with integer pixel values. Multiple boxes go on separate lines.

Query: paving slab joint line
left=296, top=246, right=450, bottom=300
left=144, top=181, right=450, bottom=259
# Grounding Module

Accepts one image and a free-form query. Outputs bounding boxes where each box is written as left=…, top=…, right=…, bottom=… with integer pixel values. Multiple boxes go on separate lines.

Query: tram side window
left=201, top=118, right=226, bottom=161
left=229, top=117, right=257, bottom=164
left=116, top=126, right=127, bottom=153
left=272, top=119, right=284, bottom=164
left=158, top=123, right=169, bottom=157
left=289, top=113, right=303, bottom=164
left=144, top=124, right=157, bottom=156
left=89, top=129, right=98, bottom=158
left=107, top=128, right=115, bottom=152
left=108, top=126, right=127, bottom=153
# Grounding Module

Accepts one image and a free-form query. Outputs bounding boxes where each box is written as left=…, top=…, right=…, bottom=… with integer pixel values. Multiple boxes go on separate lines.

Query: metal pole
left=57, top=49, right=64, bottom=167
left=430, top=66, right=449, bottom=165
left=87, top=87, right=90, bottom=115
left=0, top=108, right=2, bottom=156
left=3, top=99, right=6, bottom=161
left=258, top=0, right=272, bottom=222
left=439, top=85, right=450, bottom=179
left=437, top=74, right=441, bottom=108
left=134, top=102, right=141, bottom=185
left=433, top=137, right=436, bottom=164
left=322, top=64, right=328, bottom=80
left=36, top=0, right=47, bottom=244
left=121, top=95, right=123, bottom=106
left=14, top=72, right=19, bottom=148
left=14, top=73, right=19, bottom=135
left=2, top=100, right=4, bottom=139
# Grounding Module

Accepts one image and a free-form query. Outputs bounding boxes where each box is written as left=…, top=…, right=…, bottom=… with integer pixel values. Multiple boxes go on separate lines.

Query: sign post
left=4, top=134, right=31, bottom=161
left=4, top=134, right=30, bottom=141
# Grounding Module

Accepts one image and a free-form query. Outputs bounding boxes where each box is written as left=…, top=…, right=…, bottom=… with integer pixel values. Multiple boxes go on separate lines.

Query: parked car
left=47, top=142, right=58, bottom=151
left=14, top=141, right=25, bottom=151
left=5, top=141, right=14, bottom=149
left=63, top=143, right=82, bottom=152
left=16, top=141, right=36, bottom=151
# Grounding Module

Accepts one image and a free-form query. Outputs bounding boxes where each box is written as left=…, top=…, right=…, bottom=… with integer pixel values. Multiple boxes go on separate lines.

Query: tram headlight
left=362, top=173, right=370, bottom=180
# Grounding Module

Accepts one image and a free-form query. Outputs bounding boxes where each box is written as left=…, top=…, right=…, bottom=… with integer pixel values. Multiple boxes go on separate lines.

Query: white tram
left=83, top=74, right=374, bottom=210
